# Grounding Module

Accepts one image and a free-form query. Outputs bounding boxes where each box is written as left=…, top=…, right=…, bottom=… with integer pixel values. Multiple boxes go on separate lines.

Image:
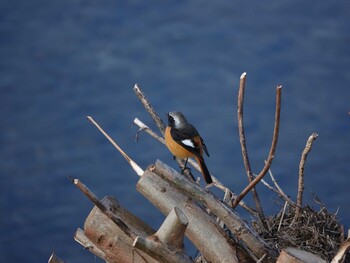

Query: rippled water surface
left=1, top=1, right=349, bottom=262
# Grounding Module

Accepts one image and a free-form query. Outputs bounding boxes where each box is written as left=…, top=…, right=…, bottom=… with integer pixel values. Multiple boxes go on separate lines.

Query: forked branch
left=231, top=84, right=282, bottom=208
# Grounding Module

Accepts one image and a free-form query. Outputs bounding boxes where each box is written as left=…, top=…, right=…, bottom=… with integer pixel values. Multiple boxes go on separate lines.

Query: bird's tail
left=195, top=156, right=213, bottom=184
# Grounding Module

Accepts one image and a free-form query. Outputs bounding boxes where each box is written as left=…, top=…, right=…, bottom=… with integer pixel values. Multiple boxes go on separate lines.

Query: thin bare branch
left=235, top=72, right=265, bottom=226
left=266, top=166, right=295, bottom=206
left=134, top=118, right=165, bottom=144
left=294, top=132, right=318, bottom=219
left=232, top=85, right=282, bottom=208
left=68, top=176, right=137, bottom=240
left=237, top=72, right=255, bottom=183
left=87, top=116, right=144, bottom=176
left=277, top=201, right=288, bottom=232
left=253, top=172, right=289, bottom=204
left=133, top=84, right=166, bottom=135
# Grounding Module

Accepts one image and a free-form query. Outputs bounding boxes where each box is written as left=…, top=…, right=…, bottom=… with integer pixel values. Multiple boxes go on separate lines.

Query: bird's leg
left=181, top=158, right=191, bottom=174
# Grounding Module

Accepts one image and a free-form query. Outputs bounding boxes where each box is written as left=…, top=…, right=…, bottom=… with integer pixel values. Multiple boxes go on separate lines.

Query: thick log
left=153, top=159, right=278, bottom=262
left=74, top=228, right=107, bottom=260
left=154, top=207, right=188, bottom=249
left=137, top=168, right=252, bottom=263
left=277, top=247, right=327, bottom=263
left=80, top=196, right=159, bottom=263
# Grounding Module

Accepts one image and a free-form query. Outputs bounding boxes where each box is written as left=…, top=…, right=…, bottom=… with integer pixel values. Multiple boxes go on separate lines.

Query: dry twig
left=68, top=176, right=137, bottom=240
left=266, top=166, right=295, bottom=206
left=231, top=84, right=282, bottom=209
left=87, top=116, right=144, bottom=176
left=133, top=84, right=166, bottom=134
left=294, top=132, right=318, bottom=220
left=236, top=72, right=266, bottom=226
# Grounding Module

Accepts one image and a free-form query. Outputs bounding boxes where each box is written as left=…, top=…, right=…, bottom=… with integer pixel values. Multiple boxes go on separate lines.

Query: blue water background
left=1, top=1, right=349, bottom=262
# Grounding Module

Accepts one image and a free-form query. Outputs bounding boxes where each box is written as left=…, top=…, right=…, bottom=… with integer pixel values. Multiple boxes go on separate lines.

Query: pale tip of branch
left=133, top=83, right=140, bottom=91
left=86, top=116, right=93, bottom=122
left=240, top=72, right=247, bottom=79
left=309, top=133, right=318, bottom=141
left=130, top=160, right=144, bottom=176
left=134, top=118, right=148, bottom=129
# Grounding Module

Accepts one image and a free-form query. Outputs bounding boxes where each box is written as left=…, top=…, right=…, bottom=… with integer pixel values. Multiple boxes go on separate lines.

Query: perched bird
left=164, top=111, right=212, bottom=184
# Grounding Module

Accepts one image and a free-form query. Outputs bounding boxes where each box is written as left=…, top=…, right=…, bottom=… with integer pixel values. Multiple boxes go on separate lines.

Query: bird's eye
left=167, top=115, right=175, bottom=126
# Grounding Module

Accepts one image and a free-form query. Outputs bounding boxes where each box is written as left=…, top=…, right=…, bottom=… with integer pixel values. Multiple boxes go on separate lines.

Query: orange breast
left=165, top=127, right=194, bottom=159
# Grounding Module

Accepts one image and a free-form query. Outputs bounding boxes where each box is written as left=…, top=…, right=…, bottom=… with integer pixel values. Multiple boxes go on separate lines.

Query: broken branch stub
left=133, top=207, right=191, bottom=263
left=154, top=207, right=188, bottom=249
left=133, top=237, right=192, bottom=263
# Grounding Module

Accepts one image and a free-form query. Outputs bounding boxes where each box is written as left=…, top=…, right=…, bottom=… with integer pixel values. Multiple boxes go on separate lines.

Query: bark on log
left=77, top=196, right=160, bottom=263
left=154, top=206, right=188, bottom=249
left=133, top=236, right=192, bottom=263
left=137, top=168, right=253, bottom=263
left=74, top=228, right=107, bottom=260
left=153, top=159, right=278, bottom=262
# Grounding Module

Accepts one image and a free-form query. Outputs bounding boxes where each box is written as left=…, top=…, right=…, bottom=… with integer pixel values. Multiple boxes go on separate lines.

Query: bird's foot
left=181, top=166, right=191, bottom=174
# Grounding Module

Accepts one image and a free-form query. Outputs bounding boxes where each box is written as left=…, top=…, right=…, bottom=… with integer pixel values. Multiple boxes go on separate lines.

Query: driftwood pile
left=49, top=73, right=349, bottom=263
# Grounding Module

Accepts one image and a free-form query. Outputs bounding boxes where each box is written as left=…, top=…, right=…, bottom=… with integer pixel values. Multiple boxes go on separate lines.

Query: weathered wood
left=277, top=247, right=327, bottom=263
left=153, top=159, right=278, bottom=262
left=80, top=196, right=160, bottom=263
left=133, top=236, right=192, bottom=263
left=154, top=207, right=188, bottom=249
left=137, top=168, right=249, bottom=263
left=294, top=133, right=318, bottom=220
left=71, top=178, right=137, bottom=239
left=74, top=228, right=107, bottom=260
left=133, top=207, right=191, bottom=263
left=331, top=231, right=350, bottom=263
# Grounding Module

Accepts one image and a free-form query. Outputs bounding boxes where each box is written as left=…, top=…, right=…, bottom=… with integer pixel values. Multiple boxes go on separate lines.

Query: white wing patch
left=182, top=139, right=195, bottom=148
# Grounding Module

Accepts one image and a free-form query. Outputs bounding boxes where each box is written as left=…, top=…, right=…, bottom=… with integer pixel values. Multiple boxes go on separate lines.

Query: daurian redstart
left=165, top=111, right=212, bottom=184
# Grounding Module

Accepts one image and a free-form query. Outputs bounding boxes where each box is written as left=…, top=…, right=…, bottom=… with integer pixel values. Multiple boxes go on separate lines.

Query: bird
left=164, top=111, right=212, bottom=184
